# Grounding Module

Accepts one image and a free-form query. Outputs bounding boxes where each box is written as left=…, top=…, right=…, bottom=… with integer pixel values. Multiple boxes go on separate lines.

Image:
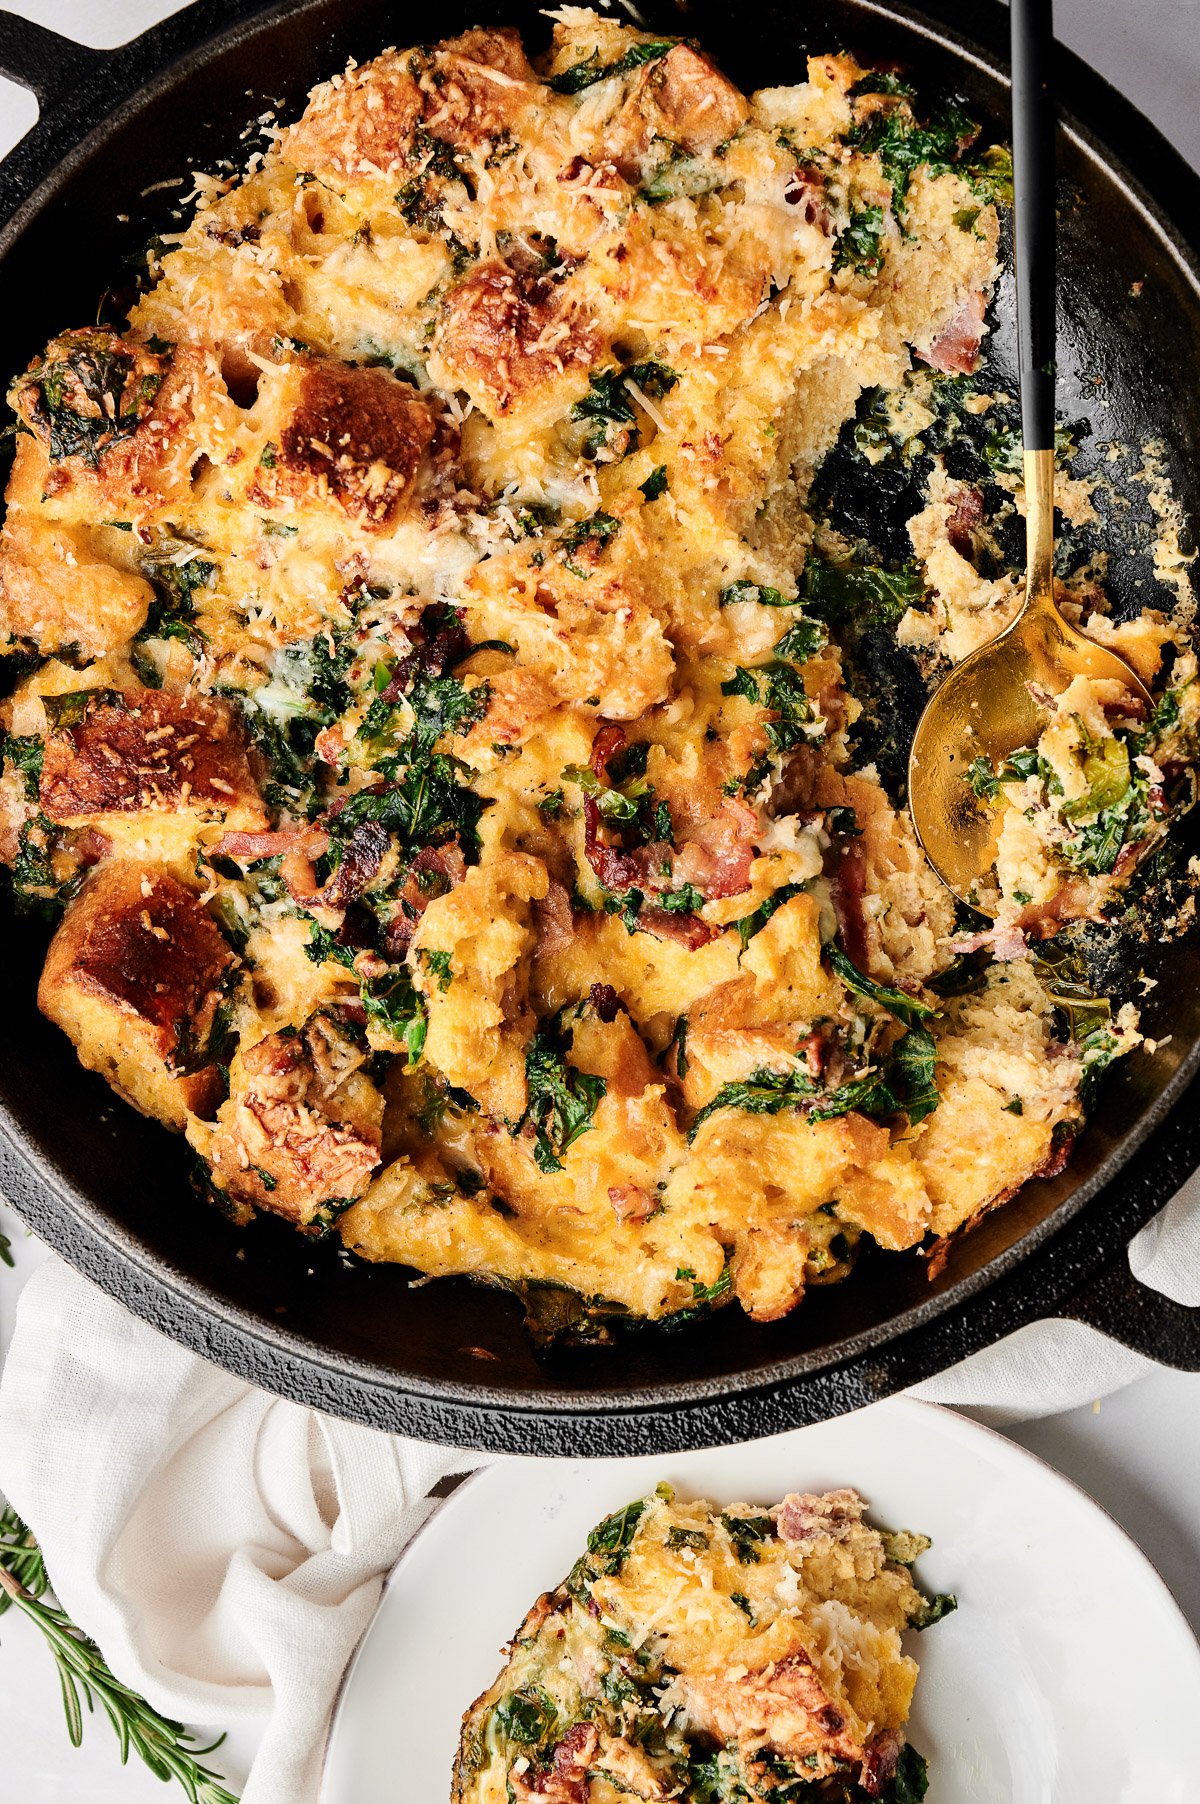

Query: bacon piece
left=589, top=723, right=628, bottom=779
left=589, top=982, right=620, bottom=1022
left=919, top=290, right=986, bottom=375
left=861, top=1729, right=905, bottom=1797
left=673, top=797, right=757, bottom=901
left=215, top=824, right=331, bottom=862
left=946, top=483, right=985, bottom=558
left=581, top=795, right=665, bottom=892
left=381, top=842, right=466, bottom=954
left=512, top=1723, right=598, bottom=1804
left=830, top=835, right=871, bottom=971
left=1033, top=1129, right=1075, bottom=1181
left=609, top=1183, right=655, bottom=1223
left=638, top=906, right=719, bottom=948
left=774, top=1488, right=865, bottom=1544
left=784, top=164, right=832, bottom=232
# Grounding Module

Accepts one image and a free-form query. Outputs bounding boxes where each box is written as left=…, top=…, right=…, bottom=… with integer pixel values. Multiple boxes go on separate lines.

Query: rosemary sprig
left=0, top=1506, right=239, bottom=1803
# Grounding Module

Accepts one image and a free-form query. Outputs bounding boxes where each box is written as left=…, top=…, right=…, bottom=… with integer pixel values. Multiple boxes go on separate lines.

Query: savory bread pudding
left=453, top=1483, right=950, bottom=1802
left=0, top=12, right=1195, bottom=1337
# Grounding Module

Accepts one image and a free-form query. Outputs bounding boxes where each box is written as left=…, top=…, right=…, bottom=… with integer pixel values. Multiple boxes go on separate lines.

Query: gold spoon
left=907, top=0, right=1151, bottom=909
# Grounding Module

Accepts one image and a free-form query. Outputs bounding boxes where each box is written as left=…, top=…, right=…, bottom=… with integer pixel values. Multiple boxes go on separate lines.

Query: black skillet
left=1, top=0, right=1199, bottom=1455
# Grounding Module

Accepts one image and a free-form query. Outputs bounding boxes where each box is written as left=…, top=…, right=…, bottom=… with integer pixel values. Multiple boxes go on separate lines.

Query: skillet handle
left=0, top=12, right=113, bottom=108
left=1058, top=1242, right=1200, bottom=1370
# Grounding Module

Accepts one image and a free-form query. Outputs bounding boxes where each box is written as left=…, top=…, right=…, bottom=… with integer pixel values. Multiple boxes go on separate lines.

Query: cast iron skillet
left=1, top=0, right=1199, bottom=1455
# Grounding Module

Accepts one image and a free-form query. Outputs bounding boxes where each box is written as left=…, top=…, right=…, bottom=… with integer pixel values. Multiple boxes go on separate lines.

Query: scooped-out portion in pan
left=0, top=11, right=1196, bottom=1342
left=452, top=1481, right=951, bottom=1802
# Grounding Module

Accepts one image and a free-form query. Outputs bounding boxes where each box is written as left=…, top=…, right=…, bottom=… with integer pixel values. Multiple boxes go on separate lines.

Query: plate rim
left=318, top=1396, right=1200, bottom=1802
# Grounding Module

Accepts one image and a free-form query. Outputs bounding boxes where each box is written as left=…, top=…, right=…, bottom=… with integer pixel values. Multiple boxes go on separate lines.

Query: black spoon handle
left=1011, top=0, right=1057, bottom=452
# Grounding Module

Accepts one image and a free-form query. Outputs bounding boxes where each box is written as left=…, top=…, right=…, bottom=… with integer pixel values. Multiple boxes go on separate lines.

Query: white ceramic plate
left=321, top=1398, right=1200, bottom=1803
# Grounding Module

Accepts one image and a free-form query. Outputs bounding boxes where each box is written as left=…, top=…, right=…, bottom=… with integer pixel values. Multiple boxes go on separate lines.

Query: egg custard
left=453, top=1483, right=950, bottom=1802
left=1, top=13, right=1195, bottom=1339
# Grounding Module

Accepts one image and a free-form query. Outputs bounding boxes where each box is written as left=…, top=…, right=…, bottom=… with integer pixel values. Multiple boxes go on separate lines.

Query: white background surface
left=2, top=1, right=1200, bottom=1799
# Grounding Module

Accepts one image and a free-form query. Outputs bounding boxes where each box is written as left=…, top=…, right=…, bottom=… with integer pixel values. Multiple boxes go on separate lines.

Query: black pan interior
left=1, top=0, right=1199, bottom=1442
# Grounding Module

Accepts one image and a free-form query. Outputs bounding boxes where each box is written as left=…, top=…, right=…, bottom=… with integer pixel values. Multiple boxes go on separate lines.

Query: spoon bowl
left=908, top=556, right=1154, bottom=907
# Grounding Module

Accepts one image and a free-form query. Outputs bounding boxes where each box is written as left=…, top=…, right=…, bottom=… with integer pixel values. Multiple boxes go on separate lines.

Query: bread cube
left=198, top=1018, right=383, bottom=1226
left=38, top=862, right=238, bottom=1128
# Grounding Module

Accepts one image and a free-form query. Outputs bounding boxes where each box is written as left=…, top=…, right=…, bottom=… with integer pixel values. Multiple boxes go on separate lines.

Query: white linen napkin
left=1, top=1172, right=1198, bottom=1804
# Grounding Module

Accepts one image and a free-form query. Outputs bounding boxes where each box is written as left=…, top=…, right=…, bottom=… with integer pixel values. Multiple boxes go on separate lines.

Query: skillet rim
left=0, top=0, right=1198, bottom=1450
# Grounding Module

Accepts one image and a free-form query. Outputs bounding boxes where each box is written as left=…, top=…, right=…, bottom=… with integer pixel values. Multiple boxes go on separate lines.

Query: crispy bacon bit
left=783, top=164, right=831, bottom=232
left=673, top=798, right=757, bottom=901
left=830, top=835, right=871, bottom=970
left=215, top=824, right=331, bottom=863
left=380, top=606, right=469, bottom=703
left=638, top=906, right=719, bottom=948
left=919, top=290, right=986, bottom=375
left=609, top=1183, right=655, bottom=1223
left=512, top=1723, right=598, bottom=1803
left=774, top=1488, right=865, bottom=1544
left=1112, top=835, right=1156, bottom=880
left=861, top=1729, right=905, bottom=1797
left=589, top=723, right=627, bottom=778
left=589, top=982, right=620, bottom=1022
left=581, top=794, right=668, bottom=893
left=1033, top=1129, right=1075, bottom=1181
left=946, top=483, right=985, bottom=558
left=381, top=842, right=467, bottom=954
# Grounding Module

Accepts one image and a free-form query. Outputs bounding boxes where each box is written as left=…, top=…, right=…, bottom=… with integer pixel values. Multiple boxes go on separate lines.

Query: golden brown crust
left=37, top=689, right=265, bottom=828
left=277, top=52, right=424, bottom=181
left=38, top=862, right=236, bottom=1126
left=250, top=360, right=439, bottom=530
left=203, top=1021, right=383, bottom=1220
left=434, top=262, right=600, bottom=418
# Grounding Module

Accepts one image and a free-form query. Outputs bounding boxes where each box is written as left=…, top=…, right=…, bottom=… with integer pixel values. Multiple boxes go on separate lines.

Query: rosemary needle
left=0, top=1506, right=239, bottom=1804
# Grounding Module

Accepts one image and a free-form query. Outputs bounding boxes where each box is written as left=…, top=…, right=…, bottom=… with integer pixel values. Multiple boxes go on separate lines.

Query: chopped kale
left=826, top=943, right=936, bottom=1027
left=3, top=734, right=43, bottom=800
left=522, top=1012, right=607, bottom=1173
left=911, top=1590, right=957, bottom=1630
left=421, top=948, right=453, bottom=991
left=25, top=336, right=162, bottom=466
left=305, top=924, right=427, bottom=1061
left=964, top=755, right=1000, bottom=800
left=719, top=580, right=790, bottom=608
left=735, top=882, right=803, bottom=952
left=640, top=464, right=669, bottom=501
left=834, top=202, right=886, bottom=277
left=720, top=1513, right=776, bottom=1563
left=570, top=361, right=678, bottom=458
left=490, top=1686, right=558, bottom=1748
left=549, top=38, right=675, bottom=95
left=666, top=1526, right=709, bottom=1550
left=721, top=661, right=814, bottom=755
left=846, top=97, right=981, bottom=215
left=800, top=552, right=925, bottom=626
left=587, top=1497, right=649, bottom=1573
left=559, top=510, right=621, bottom=578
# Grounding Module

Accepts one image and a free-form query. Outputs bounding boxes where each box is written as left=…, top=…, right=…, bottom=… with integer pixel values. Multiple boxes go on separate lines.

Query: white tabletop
left=2, top=2, right=1200, bottom=1798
